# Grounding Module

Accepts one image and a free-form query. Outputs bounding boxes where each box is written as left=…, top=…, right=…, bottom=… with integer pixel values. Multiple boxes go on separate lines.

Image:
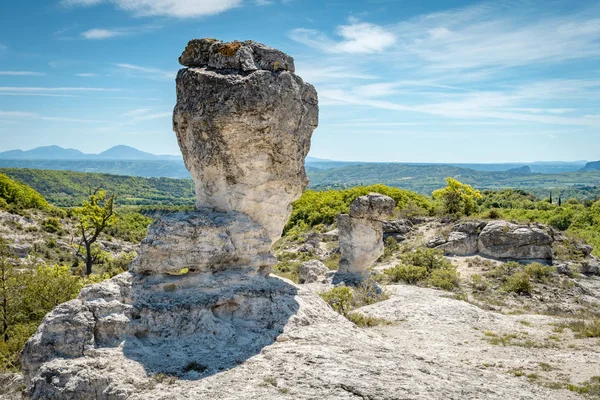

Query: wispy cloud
left=76, top=73, right=98, bottom=77
left=0, top=71, right=46, bottom=76
left=113, top=63, right=175, bottom=81
left=81, top=25, right=159, bottom=40
left=122, top=108, right=151, bottom=117
left=0, top=87, right=121, bottom=92
left=81, top=28, right=124, bottom=40
left=63, top=0, right=242, bottom=18
left=0, top=110, right=105, bottom=123
left=289, top=19, right=396, bottom=54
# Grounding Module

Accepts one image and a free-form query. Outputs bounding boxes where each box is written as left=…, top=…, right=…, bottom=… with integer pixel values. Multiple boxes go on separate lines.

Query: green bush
left=401, top=248, right=453, bottom=272
left=502, top=272, right=532, bottom=295
left=428, top=268, right=460, bottom=290
left=346, top=312, right=391, bottom=328
left=471, top=274, right=489, bottom=291
left=320, top=287, right=353, bottom=315
left=385, top=264, right=428, bottom=284
left=284, top=184, right=433, bottom=233
left=379, top=236, right=400, bottom=261
left=0, top=173, right=49, bottom=211
left=524, top=263, right=554, bottom=282
left=42, top=217, right=62, bottom=233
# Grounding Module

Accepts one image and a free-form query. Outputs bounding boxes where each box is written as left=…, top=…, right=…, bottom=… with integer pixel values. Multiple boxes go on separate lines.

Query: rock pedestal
left=174, top=39, right=318, bottom=243
left=21, top=39, right=319, bottom=399
left=338, top=193, right=396, bottom=275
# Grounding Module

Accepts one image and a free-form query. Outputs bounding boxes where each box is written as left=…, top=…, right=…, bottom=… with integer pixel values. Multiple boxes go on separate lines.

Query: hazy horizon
left=1, top=0, right=599, bottom=163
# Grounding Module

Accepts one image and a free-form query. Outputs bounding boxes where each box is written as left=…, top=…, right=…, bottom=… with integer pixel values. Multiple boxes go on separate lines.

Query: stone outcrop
left=383, top=219, right=413, bottom=242
left=338, top=193, right=396, bottom=275
left=478, top=221, right=554, bottom=260
left=21, top=39, right=319, bottom=399
left=173, top=38, right=318, bottom=243
left=298, top=260, right=330, bottom=284
left=437, top=221, right=487, bottom=256
left=434, top=220, right=554, bottom=261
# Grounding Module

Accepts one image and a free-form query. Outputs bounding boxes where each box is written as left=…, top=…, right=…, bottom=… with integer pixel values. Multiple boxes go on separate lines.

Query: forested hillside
left=0, top=169, right=195, bottom=207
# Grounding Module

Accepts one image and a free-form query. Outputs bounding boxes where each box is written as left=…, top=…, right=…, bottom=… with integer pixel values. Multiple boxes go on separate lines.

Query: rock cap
left=179, top=38, right=295, bottom=73
left=349, top=193, right=396, bottom=221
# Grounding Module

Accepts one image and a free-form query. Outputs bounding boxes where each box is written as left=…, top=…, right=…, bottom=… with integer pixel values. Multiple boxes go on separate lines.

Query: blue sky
left=0, top=0, right=599, bottom=163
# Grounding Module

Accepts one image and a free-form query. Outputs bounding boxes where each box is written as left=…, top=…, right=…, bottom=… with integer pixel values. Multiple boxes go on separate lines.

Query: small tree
left=73, top=189, right=117, bottom=275
left=0, top=238, right=14, bottom=343
left=432, top=178, right=482, bottom=216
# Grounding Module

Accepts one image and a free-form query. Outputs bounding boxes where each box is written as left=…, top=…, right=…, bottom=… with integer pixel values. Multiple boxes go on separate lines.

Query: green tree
left=433, top=178, right=482, bottom=216
left=73, top=189, right=117, bottom=275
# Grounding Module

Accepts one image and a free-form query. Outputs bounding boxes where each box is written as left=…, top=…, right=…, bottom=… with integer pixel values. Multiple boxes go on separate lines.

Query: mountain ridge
left=0, top=145, right=180, bottom=161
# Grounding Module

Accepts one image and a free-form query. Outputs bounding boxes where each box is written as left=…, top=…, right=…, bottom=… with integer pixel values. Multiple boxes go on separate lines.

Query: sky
left=0, top=0, right=599, bottom=163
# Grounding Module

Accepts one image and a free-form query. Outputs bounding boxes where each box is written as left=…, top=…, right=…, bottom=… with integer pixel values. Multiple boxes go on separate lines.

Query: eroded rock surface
left=21, top=39, right=319, bottom=400
left=174, top=38, right=318, bottom=242
left=478, top=220, right=553, bottom=261
left=130, top=210, right=275, bottom=275
left=338, top=193, right=396, bottom=275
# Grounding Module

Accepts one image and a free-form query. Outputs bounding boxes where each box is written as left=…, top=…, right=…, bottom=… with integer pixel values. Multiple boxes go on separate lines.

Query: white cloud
left=113, top=63, right=175, bottom=80
left=0, top=71, right=46, bottom=76
left=289, top=20, right=396, bottom=54
left=63, top=0, right=242, bottom=18
left=76, top=73, right=98, bottom=77
left=0, top=111, right=37, bottom=118
left=122, top=108, right=151, bottom=117
left=82, top=28, right=124, bottom=39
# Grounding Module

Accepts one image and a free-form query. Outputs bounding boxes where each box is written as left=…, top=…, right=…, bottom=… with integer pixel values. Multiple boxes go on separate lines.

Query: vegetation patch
left=384, top=248, right=460, bottom=291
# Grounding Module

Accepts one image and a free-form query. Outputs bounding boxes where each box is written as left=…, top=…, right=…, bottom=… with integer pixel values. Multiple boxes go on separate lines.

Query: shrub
left=486, top=209, right=502, bottom=219
left=320, top=287, right=353, bottom=315
left=385, top=264, right=428, bottom=284
left=0, top=173, right=50, bottom=211
left=549, top=213, right=573, bottom=231
left=432, top=178, right=482, bottom=216
left=322, top=252, right=341, bottom=270
left=428, top=268, right=460, bottom=290
left=485, top=261, right=523, bottom=280
left=471, top=274, right=489, bottom=292
left=524, top=263, right=554, bottom=282
left=346, top=312, right=391, bottom=328
left=379, top=236, right=400, bottom=261
left=401, top=248, right=453, bottom=272
left=42, top=217, right=61, bottom=233
left=502, top=272, right=532, bottom=295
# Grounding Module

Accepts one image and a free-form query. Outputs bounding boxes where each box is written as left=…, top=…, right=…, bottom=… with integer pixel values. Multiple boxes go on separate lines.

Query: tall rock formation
left=174, top=39, right=318, bottom=242
left=20, top=39, right=319, bottom=399
left=338, top=193, right=396, bottom=275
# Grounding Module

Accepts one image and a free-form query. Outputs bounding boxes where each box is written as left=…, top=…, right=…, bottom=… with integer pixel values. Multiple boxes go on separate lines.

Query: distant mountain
left=0, top=145, right=88, bottom=160
left=0, top=145, right=181, bottom=161
left=581, top=161, right=600, bottom=171
left=506, top=166, right=532, bottom=174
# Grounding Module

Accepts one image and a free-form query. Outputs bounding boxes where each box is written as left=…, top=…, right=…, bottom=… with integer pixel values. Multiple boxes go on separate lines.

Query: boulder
left=438, top=221, right=487, bottom=256
left=322, top=229, right=339, bottom=242
left=478, top=220, right=553, bottom=261
left=337, top=215, right=385, bottom=274
left=298, top=260, right=329, bottom=284
left=383, top=219, right=412, bottom=242
left=580, top=256, right=600, bottom=276
left=173, top=38, right=318, bottom=243
left=427, top=235, right=447, bottom=248
left=349, top=193, right=396, bottom=221
left=130, top=209, right=275, bottom=276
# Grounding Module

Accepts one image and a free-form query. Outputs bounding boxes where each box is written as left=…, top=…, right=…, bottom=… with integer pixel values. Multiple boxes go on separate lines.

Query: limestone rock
left=179, top=39, right=295, bottom=73
left=427, top=235, right=447, bottom=248
left=383, top=219, right=413, bottom=242
left=349, top=193, right=396, bottom=221
left=478, top=220, right=553, bottom=261
left=580, top=256, right=600, bottom=276
left=173, top=39, right=318, bottom=242
left=322, top=229, right=339, bottom=242
left=438, top=221, right=487, bottom=256
left=337, top=215, right=385, bottom=274
left=130, top=210, right=275, bottom=275
left=298, top=260, right=329, bottom=284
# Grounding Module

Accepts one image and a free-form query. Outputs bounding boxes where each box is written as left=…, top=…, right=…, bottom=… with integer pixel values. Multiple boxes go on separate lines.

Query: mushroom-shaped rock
left=338, top=193, right=396, bottom=275
left=349, top=193, right=396, bottom=221
left=174, top=38, right=318, bottom=243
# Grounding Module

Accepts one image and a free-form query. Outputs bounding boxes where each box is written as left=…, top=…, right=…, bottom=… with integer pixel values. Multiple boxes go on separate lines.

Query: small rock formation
left=174, top=39, right=318, bottom=243
left=478, top=221, right=553, bottom=260
left=338, top=193, right=396, bottom=275
left=382, top=219, right=413, bottom=242
left=298, top=260, right=330, bottom=284
left=434, top=220, right=554, bottom=262
left=437, top=221, right=487, bottom=256
left=21, top=39, right=319, bottom=399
